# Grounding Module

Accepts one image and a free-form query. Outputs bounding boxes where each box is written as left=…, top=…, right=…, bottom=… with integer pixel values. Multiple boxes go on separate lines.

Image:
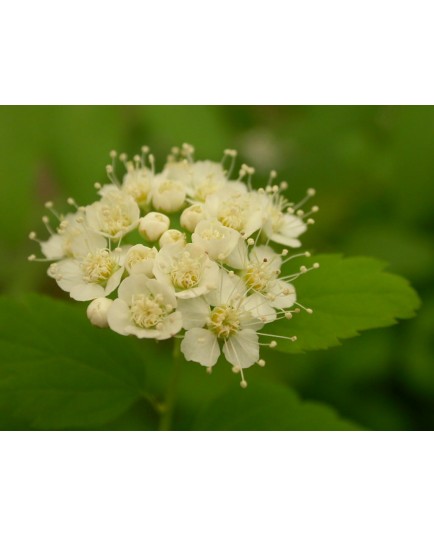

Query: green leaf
left=194, top=382, right=360, bottom=431
left=269, top=254, right=421, bottom=353
left=0, top=294, right=157, bottom=430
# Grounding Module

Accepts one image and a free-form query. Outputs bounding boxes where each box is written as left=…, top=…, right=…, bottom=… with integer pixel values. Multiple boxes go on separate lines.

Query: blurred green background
left=0, top=105, right=432, bottom=430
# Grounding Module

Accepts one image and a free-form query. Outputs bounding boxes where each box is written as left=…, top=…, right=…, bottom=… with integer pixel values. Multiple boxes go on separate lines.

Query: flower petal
left=177, top=297, right=210, bottom=329
left=223, top=329, right=259, bottom=369
left=180, top=328, right=220, bottom=367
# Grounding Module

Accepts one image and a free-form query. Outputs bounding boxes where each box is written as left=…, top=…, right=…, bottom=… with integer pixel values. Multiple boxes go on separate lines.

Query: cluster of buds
left=29, top=144, right=319, bottom=387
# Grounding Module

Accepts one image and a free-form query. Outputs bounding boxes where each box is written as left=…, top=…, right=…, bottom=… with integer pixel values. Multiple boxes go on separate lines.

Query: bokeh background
left=0, top=105, right=432, bottom=430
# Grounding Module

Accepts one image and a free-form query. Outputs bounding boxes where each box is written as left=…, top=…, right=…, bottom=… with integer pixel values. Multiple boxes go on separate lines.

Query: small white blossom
left=262, top=192, right=307, bottom=247
left=107, top=275, right=182, bottom=340
left=152, top=177, right=186, bottom=213
left=138, top=212, right=170, bottom=242
left=178, top=270, right=273, bottom=375
left=48, top=246, right=127, bottom=301
left=191, top=220, right=240, bottom=261
left=153, top=243, right=219, bottom=299
left=124, top=244, right=157, bottom=277
left=180, top=204, right=206, bottom=232
left=121, top=165, right=153, bottom=208
left=204, top=189, right=266, bottom=238
left=39, top=212, right=106, bottom=260
left=159, top=229, right=186, bottom=248
left=86, top=187, right=140, bottom=240
left=87, top=297, right=113, bottom=328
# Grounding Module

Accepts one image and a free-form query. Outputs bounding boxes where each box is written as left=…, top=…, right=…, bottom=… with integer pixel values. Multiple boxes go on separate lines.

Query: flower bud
left=87, top=297, right=113, bottom=328
left=180, top=204, right=206, bottom=232
left=152, top=179, right=186, bottom=213
left=124, top=244, right=157, bottom=277
left=159, top=229, right=186, bottom=248
left=138, top=212, right=170, bottom=242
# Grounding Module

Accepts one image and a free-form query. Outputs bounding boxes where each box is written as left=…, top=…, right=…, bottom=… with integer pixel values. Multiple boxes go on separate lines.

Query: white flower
left=107, top=275, right=182, bottom=340
left=121, top=166, right=153, bottom=208
left=262, top=194, right=307, bottom=247
left=178, top=270, right=273, bottom=378
left=243, top=245, right=296, bottom=310
left=86, top=187, right=140, bottom=240
left=152, top=177, right=186, bottom=213
left=153, top=243, right=219, bottom=299
left=48, top=247, right=126, bottom=301
left=159, top=229, right=186, bottom=248
left=204, top=189, right=266, bottom=238
left=180, top=204, right=206, bottom=232
left=138, top=212, right=170, bottom=242
left=124, top=244, right=157, bottom=277
left=40, top=212, right=106, bottom=260
left=87, top=297, right=113, bottom=328
left=191, top=219, right=240, bottom=261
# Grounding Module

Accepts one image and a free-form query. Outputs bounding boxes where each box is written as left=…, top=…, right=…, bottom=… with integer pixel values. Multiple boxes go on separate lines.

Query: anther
left=311, top=206, right=319, bottom=213
left=28, top=254, right=36, bottom=261
left=247, top=238, right=255, bottom=246
left=290, top=336, right=298, bottom=342
left=307, top=188, right=316, bottom=196
left=280, top=181, right=288, bottom=190
left=232, top=366, right=240, bottom=374
left=42, top=216, right=49, bottom=224
left=67, top=197, right=76, bottom=206
left=307, top=218, right=315, bottom=225
left=119, top=153, right=128, bottom=162
left=109, top=150, right=117, bottom=159
left=306, top=308, right=313, bottom=314
left=300, top=265, right=307, bottom=273
left=313, top=262, right=320, bottom=269
left=29, top=231, right=37, bottom=240
left=44, top=201, right=53, bottom=209
left=94, top=182, right=101, bottom=189
left=296, top=209, right=304, bottom=217
left=240, top=380, right=248, bottom=389
left=305, top=251, right=311, bottom=257
left=206, top=367, right=213, bottom=374
left=141, top=146, right=149, bottom=154
left=285, top=312, right=292, bottom=319
left=258, top=359, right=266, bottom=367
left=281, top=249, right=289, bottom=256
left=269, top=340, right=277, bottom=348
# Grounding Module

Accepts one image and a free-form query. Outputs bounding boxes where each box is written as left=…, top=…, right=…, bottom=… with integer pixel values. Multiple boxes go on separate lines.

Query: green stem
left=158, top=338, right=182, bottom=431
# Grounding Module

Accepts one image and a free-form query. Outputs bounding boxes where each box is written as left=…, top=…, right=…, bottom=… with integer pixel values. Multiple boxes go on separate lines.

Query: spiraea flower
left=29, top=143, right=319, bottom=387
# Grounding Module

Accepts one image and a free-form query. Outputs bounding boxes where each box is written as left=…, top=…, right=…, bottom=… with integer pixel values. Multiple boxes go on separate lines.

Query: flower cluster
left=29, top=144, right=319, bottom=387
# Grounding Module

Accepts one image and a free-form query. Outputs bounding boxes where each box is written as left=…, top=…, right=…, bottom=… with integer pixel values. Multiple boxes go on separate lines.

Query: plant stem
left=158, top=338, right=182, bottom=431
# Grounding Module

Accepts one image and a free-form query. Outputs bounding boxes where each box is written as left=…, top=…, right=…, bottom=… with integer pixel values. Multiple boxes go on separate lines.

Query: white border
left=1, top=433, right=433, bottom=535
left=1, top=2, right=432, bottom=104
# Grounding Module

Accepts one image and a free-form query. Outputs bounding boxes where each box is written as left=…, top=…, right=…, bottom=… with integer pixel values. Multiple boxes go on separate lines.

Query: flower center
left=217, top=197, right=247, bottom=232
left=98, top=204, right=132, bottom=236
left=270, top=207, right=284, bottom=232
left=81, top=250, right=118, bottom=285
left=124, top=176, right=151, bottom=206
left=170, top=251, right=203, bottom=290
left=126, top=248, right=156, bottom=271
left=244, top=261, right=275, bottom=293
left=199, top=227, right=225, bottom=241
left=195, top=178, right=220, bottom=202
left=130, top=293, right=170, bottom=329
left=207, top=305, right=240, bottom=339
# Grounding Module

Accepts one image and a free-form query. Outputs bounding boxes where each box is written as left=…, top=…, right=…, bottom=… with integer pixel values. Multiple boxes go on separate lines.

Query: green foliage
left=195, top=382, right=360, bottom=431
left=0, top=294, right=151, bottom=430
left=269, top=255, right=420, bottom=353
